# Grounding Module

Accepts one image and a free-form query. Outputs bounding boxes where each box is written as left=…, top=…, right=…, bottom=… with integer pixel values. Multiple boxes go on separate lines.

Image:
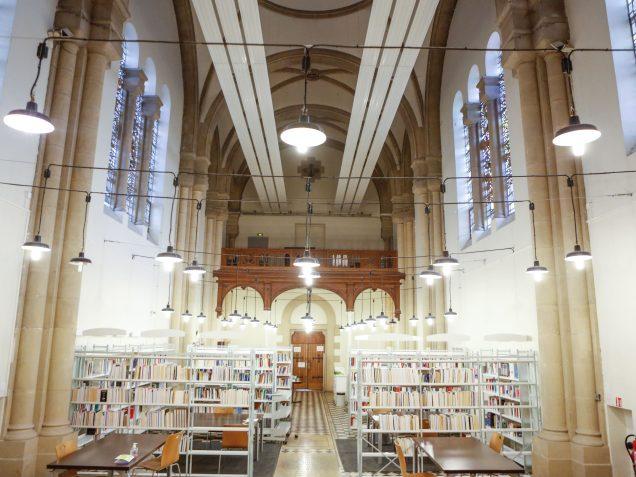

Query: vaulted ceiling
left=184, top=0, right=445, bottom=217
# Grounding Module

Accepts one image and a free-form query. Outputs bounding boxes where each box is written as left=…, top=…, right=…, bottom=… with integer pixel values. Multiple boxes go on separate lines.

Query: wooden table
left=47, top=433, right=167, bottom=476
left=192, top=413, right=264, bottom=459
left=413, top=437, right=525, bottom=475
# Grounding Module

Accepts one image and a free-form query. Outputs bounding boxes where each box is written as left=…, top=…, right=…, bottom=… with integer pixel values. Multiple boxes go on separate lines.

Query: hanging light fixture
left=23, top=168, right=52, bottom=261
left=161, top=272, right=174, bottom=317
left=197, top=311, right=206, bottom=325
left=241, top=293, right=251, bottom=324
left=280, top=47, right=326, bottom=153
left=444, top=276, right=458, bottom=321
left=299, top=270, right=320, bottom=287
left=420, top=265, right=442, bottom=286
left=433, top=251, right=459, bottom=276
left=294, top=180, right=320, bottom=271
left=183, top=201, right=206, bottom=282
left=552, top=48, right=601, bottom=157
left=376, top=289, right=389, bottom=326
left=69, top=193, right=93, bottom=272
left=250, top=291, right=260, bottom=327
left=4, top=42, right=54, bottom=134
left=181, top=309, right=192, bottom=323
left=301, top=288, right=315, bottom=333
left=420, top=207, right=442, bottom=285
left=425, top=312, right=436, bottom=327
left=156, top=178, right=182, bottom=271
left=409, top=314, right=419, bottom=327
left=564, top=178, right=592, bottom=270
left=525, top=202, right=549, bottom=281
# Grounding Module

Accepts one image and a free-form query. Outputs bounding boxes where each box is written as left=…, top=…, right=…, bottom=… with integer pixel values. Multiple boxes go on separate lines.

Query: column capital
left=141, top=95, right=163, bottom=120
left=478, top=76, right=501, bottom=102
left=122, top=68, right=147, bottom=95
left=86, top=0, right=131, bottom=61
left=462, top=102, right=481, bottom=125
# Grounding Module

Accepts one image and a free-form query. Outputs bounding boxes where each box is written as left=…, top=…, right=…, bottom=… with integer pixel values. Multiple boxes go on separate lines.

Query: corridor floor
left=273, top=391, right=354, bottom=477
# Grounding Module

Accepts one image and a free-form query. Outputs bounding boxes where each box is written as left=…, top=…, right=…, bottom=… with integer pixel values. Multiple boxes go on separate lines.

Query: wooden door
left=291, top=331, right=325, bottom=390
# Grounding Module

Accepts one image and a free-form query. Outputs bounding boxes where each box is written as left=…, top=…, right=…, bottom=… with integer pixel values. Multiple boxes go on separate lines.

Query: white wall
left=236, top=214, right=385, bottom=250
left=76, top=0, right=184, bottom=337
left=439, top=0, right=538, bottom=352
left=0, top=0, right=56, bottom=397
left=566, top=0, right=636, bottom=471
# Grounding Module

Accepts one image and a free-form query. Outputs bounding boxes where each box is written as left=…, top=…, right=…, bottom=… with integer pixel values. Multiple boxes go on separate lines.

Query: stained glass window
left=126, top=95, right=144, bottom=220
left=105, top=44, right=128, bottom=208
left=497, top=53, right=514, bottom=215
left=463, top=123, right=473, bottom=237
left=143, top=119, right=159, bottom=226
left=628, top=0, right=636, bottom=60
left=479, top=102, right=494, bottom=229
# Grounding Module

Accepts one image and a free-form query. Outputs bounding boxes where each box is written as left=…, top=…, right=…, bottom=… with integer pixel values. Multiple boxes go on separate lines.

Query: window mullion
left=135, top=95, right=163, bottom=227
left=462, top=102, right=486, bottom=232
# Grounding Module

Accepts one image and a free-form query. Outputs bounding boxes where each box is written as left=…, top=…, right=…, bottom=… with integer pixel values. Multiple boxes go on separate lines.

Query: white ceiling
left=335, top=0, right=439, bottom=212
left=192, top=0, right=287, bottom=213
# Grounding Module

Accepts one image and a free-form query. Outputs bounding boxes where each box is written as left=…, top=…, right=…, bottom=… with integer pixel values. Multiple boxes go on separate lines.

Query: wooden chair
left=218, top=424, right=249, bottom=474
left=135, top=432, right=183, bottom=476
left=489, top=432, right=504, bottom=454
left=54, top=439, right=79, bottom=477
left=394, top=441, right=436, bottom=477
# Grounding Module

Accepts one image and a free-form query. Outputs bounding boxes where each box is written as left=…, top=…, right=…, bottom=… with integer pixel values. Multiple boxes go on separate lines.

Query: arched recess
left=171, top=0, right=198, bottom=161
left=123, top=22, right=139, bottom=68
left=467, top=65, right=481, bottom=103
left=218, top=285, right=265, bottom=316
left=352, top=287, right=397, bottom=319
left=485, top=32, right=502, bottom=76
left=417, top=0, right=458, bottom=172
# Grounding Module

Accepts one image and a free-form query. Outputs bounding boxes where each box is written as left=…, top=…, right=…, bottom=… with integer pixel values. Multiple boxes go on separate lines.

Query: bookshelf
left=348, top=350, right=539, bottom=475
left=70, top=345, right=293, bottom=477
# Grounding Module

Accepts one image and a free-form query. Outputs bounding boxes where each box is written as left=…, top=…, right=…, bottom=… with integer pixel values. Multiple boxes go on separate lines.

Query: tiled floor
left=275, top=391, right=400, bottom=477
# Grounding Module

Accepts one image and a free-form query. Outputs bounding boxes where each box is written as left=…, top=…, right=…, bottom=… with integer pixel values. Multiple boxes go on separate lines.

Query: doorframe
left=290, top=329, right=326, bottom=391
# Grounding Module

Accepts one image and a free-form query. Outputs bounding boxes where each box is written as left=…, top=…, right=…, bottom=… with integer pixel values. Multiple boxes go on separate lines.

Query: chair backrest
left=214, top=407, right=234, bottom=415
left=489, top=432, right=504, bottom=454
left=55, top=439, right=78, bottom=460
left=160, top=432, right=183, bottom=467
left=222, top=426, right=248, bottom=449
left=394, top=441, right=409, bottom=477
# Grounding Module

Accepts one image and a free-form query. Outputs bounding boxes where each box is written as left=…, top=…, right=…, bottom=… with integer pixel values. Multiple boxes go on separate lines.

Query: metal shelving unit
left=70, top=345, right=293, bottom=477
left=348, top=350, right=539, bottom=476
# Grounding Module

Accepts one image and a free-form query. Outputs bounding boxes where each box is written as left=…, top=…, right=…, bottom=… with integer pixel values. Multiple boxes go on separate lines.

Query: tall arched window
left=629, top=0, right=636, bottom=58
left=453, top=91, right=472, bottom=243
left=480, top=32, right=515, bottom=221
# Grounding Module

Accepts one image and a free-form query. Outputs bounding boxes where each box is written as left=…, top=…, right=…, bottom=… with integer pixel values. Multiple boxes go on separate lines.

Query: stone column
left=478, top=76, right=509, bottom=219
left=380, top=215, right=393, bottom=251
left=393, top=214, right=406, bottom=333
left=170, top=171, right=193, bottom=349
left=514, top=57, right=571, bottom=475
left=462, top=102, right=485, bottom=232
left=112, top=68, right=147, bottom=212
left=412, top=180, right=429, bottom=347
left=212, top=208, right=227, bottom=328
left=1, top=41, right=80, bottom=476
left=134, top=95, right=163, bottom=225
left=202, top=214, right=216, bottom=333
left=544, top=52, right=604, bottom=449
left=37, top=48, right=115, bottom=472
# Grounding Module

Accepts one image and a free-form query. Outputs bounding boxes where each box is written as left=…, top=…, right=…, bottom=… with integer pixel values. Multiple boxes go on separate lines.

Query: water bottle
left=131, top=442, right=139, bottom=457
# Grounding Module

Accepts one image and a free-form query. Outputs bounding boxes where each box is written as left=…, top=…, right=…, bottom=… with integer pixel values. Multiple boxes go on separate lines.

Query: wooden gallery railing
left=214, top=248, right=404, bottom=315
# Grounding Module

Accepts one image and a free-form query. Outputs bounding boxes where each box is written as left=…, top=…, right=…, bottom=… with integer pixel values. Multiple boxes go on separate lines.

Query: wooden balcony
left=214, top=247, right=404, bottom=315
left=221, top=247, right=397, bottom=270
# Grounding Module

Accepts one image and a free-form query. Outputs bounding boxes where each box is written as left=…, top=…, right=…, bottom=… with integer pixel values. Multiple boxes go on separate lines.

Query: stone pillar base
left=571, top=440, right=612, bottom=477
left=532, top=435, right=572, bottom=477
left=36, top=430, right=75, bottom=476
left=0, top=436, right=38, bottom=477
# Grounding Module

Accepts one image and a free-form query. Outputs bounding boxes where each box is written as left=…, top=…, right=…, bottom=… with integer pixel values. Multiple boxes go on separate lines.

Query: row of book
left=192, top=368, right=250, bottom=382
left=134, top=388, right=188, bottom=404
left=130, top=362, right=191, bottom=381
left=428, top=412, right=478, bottom=431
left=70, top=408, right=132, bottom=427
left=276, top=352, right=292, bottom=362
left=425, top=368, right=475, bottom=384
left=482, top=362, right=519, bottom=379
left=366, top=390, right=477, bottom=408
left=138, top=409, right=188, bottom=428
left=218, top=388, right=250, bottom=405
left=375, top=413, right=421, bottom=431
left=484, top=384, right=522, bottom=400
left=361, top=367, right=420, bottom=384
left=71, top=386, right=131, bottom=403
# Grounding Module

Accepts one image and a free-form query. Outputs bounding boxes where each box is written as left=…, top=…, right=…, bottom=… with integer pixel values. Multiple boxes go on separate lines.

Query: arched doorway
left=291, top=330, right=326, bottom=390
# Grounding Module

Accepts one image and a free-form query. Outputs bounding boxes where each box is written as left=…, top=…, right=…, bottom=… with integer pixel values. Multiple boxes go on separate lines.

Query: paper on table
left=114, top=454, right=134, bottom=464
